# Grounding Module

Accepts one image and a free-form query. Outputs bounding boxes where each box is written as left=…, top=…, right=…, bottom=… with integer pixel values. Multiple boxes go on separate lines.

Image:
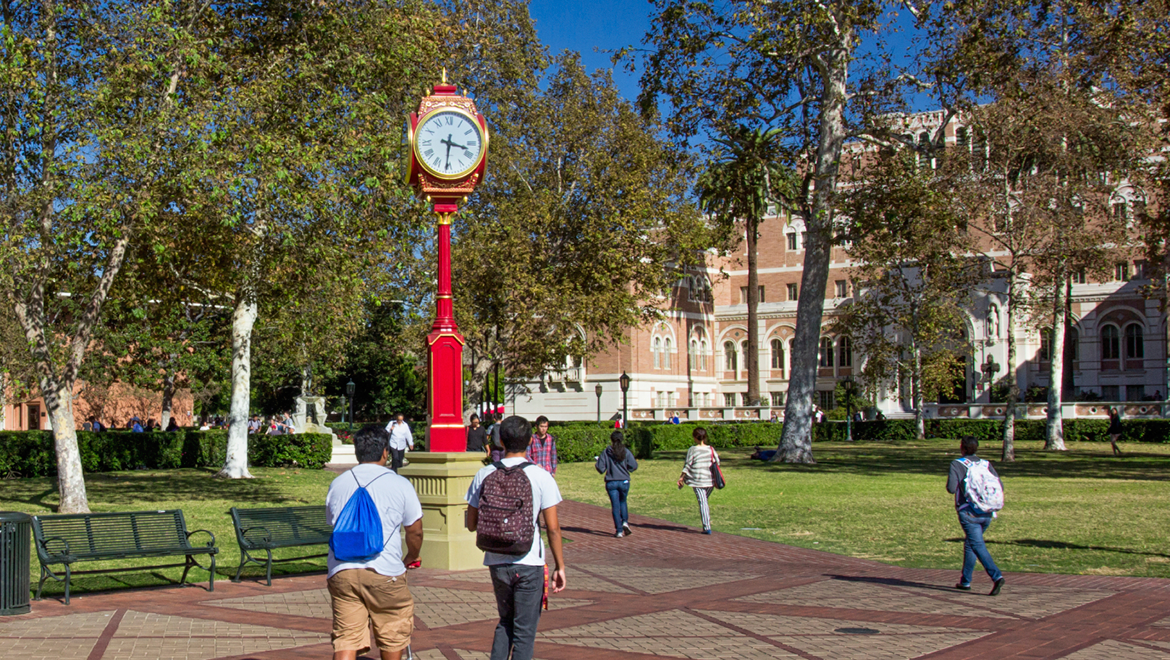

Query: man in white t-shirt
left=384, top=413, right=413, bottom=473
left=465, top=416, right=566, bottom=660
left=325, top=424, right=424, bottom=660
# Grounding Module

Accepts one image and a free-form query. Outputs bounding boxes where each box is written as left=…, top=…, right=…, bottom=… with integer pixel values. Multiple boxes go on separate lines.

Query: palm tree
left=697, top=126, right=796, bottom=407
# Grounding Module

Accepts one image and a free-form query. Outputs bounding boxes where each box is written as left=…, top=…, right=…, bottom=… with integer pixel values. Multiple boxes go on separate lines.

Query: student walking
left=384, top=414, right=413, bottom=473
left=676, top=427, right=719, bottom=534
left=325, top=424, right=424, bottom=660
left=946, top=435, right=1006, bottom=596
left=1108, top=407, right=1123, bottom=456
left=525, top=415, right=558, bottom=476
left=596, top=431, right=639, bottom=538
left=465, top=416, right=566, bottom=660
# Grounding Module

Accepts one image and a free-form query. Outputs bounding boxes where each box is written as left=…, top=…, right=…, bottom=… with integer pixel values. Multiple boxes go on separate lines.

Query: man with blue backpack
left=326, top=424, right=424, bottom=660
left=947, top=435, right=1006, bottom=596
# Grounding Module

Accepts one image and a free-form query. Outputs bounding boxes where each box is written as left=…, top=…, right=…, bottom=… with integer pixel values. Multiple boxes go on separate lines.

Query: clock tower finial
left=441, top=67, right=447, bottom=85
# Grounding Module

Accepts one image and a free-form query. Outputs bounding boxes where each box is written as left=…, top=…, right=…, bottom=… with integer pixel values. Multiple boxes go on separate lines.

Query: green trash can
left=0, top=512, right=32, bottom=615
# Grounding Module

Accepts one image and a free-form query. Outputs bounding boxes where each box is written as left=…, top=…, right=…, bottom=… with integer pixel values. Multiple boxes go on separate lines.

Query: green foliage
left=0, top=431, right=332, bottom=478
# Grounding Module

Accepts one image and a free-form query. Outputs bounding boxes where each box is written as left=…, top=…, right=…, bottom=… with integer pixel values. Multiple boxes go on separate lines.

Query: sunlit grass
left=555, top=438, right=1170, bottom=578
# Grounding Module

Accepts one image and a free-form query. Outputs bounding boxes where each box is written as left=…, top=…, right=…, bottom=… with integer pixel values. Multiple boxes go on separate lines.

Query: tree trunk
left=218, top=294, right=257, bottom=479
left=44, top=381, right=89, bottom=513
left=160, top=375, right=175, bottom=429
left=746, top=216, right=761, bottom=407
left=1002, top=272, right=1018, bottom=462
left=1045, top=275, right=1067, bottom=450
left=775, top=44, right=850, bottom=464
left=912, top=342, right=926, bottom=440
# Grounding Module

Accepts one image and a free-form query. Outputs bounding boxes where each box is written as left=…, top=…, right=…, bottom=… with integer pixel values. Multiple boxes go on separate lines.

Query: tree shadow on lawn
left=714, top=445, right=1170, bottom=482
left=2, top=469, right=319, bottom=513
left=943, top=537, right=1170, bottom=559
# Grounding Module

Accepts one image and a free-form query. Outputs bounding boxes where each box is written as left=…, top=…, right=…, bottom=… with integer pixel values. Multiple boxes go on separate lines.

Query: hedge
left=546, top=417, right=1170, bottom=464
left=0, top=430, right=334, bottom=478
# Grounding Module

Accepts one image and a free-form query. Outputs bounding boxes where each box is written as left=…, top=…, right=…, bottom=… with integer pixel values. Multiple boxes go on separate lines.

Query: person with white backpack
left=946, top=435, right=1006, bottom=596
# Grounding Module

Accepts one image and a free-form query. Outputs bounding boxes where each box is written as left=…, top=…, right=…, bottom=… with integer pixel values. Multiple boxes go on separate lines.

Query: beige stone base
left=399, top=452, right=486, bottom=571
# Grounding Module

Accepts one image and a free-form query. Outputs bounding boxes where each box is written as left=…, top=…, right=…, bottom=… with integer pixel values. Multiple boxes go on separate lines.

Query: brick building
left=510, top=109, right=1163, bottom=422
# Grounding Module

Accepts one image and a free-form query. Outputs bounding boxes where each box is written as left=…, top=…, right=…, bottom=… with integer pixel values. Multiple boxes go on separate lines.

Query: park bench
left=230, top=506, right=331, bottom=585
left=32, top=510, right=217, bottom=605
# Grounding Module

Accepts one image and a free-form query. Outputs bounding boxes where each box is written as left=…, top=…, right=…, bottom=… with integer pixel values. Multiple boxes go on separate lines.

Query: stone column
left=399, top=452, right=485, bottom=570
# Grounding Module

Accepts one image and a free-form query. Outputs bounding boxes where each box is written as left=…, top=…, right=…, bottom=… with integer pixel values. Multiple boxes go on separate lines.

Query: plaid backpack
left=476, top=461, right=536, bottom=555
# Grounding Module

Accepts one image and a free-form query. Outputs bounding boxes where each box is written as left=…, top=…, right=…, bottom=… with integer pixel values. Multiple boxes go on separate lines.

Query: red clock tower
left=403, top=72, right=489, bottom=452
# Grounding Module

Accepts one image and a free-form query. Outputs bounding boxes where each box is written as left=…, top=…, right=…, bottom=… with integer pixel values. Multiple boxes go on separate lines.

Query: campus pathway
left=4, top=500, right=1170, bottom=659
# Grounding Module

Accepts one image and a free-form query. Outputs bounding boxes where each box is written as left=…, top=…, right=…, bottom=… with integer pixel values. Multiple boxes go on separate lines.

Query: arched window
left=1068, top=327, right=1080, bottom=362
left=771, top=338, right=785, bottom=370
left=689, top=340, right=698, bottom=370
left=819, top=337, right=834, bottom=367
left=700, top=339, right=709, bottom=370
left=724, top=341, right=738, bottom=372
left=838, top=337, right=853, bottom=367
left=1101, top=325, right=1120, bottom=360
left=653, top=337, right=662, bottom=369
left=1125, top=324, right=1144, bottom=360
left=1039, top=328, right=1052, bottom=362
left=663, top=338, right=672, bottom=369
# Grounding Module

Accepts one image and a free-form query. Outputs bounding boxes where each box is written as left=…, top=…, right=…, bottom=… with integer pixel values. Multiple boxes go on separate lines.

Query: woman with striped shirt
left=676, top=427, right=719, bottom=534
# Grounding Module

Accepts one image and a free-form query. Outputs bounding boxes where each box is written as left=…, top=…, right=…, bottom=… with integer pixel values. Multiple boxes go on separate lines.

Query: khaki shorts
left=327, top=568, right=414, bottom=654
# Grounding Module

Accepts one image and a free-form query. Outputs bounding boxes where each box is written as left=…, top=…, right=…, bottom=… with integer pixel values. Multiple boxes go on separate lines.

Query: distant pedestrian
left=384, top=413, right=413, bottom=473
left=596, top=431, right=638, bottom=538
left=525, top=415, right=558, bottom=476
left=82, top=421, right=92, bottom=431
left=465, top=415, right=566, bottom=660
left=947, top=435, right=1005, bottom=596
left=669, top=412, right=680, bottom=425
left=325, top=424, right=423, bottom=660
left=1108, top=407, right=1122, bottom=456
left=166, top=418, right=180, bottom=432
left=488, top=413, right=505, bottom=462
left=90, top=417, right=104, bottom=432
left=769, top=411, right=779, bottom=423
left=281, top=411, right=296, bottom=434
left=676, top=427, right=719, bottom=534
left=466, top=413, right=489, bottom=458
left=614, top=413, right=623, bottom=429
left=130, top=418, right=144, bottom=433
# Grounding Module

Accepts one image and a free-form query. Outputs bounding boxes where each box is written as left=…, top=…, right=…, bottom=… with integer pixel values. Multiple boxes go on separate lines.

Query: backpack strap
left=353, top=469, right=392, bottom=490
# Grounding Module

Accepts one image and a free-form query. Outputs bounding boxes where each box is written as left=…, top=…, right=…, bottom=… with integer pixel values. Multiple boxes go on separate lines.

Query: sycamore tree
left=930, top=0, right=1152, bottom=458
left=638, top=0, right=935, bottom=464
left=840, top=151, right=980, bottom=439
left=147, top=1, right=439, bottom=478
left=0, top=0, right=221, bottom=511
left=697, top=126, right=798, bottom=407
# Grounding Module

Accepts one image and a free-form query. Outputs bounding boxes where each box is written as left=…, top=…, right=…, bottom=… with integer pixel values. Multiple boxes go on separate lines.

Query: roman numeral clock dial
left=412, top=109, right=485, bottom=180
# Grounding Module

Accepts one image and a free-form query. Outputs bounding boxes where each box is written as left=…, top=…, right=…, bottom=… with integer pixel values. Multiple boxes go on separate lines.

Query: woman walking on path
left=1108, top=407, right=1123, bottom=456
left=596, top=431, right=639, bottom=538
left=677, top=427, right=719, bottom=534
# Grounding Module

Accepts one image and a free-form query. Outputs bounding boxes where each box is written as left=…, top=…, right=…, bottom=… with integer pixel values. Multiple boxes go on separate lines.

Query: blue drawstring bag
left=329, top=471, right=389, bottom=562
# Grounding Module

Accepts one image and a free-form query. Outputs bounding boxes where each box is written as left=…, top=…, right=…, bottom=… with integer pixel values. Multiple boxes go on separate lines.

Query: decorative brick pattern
left=9, top=499, right=1170, bottom=660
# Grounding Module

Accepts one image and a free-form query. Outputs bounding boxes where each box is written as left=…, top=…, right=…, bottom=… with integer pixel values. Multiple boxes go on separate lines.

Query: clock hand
left=443, top=134, right=453, bottom=169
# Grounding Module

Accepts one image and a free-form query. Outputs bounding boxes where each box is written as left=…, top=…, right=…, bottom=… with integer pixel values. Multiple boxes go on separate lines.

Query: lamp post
left=595, top=383, right=603, bottom=423
left=346, top=379, right=355, bottom=433
left=619, top=371, right=631, bottom=429
left=843, top=375, right=857, bottom=442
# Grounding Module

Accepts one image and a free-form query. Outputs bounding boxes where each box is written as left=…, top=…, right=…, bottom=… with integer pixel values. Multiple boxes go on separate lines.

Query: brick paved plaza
left=3, top=500, right=1170, bottom=659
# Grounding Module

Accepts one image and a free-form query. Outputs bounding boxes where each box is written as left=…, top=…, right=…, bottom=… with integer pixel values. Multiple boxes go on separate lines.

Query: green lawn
left=2, top=438, right=1168, bottom=599
left=555, top=439, right=1170, bottom=579
left=0, top=467, right=337, bottom=598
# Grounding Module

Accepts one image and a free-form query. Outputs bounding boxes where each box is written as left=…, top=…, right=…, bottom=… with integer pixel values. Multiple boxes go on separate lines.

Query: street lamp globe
left=619, top=371, right=630, bottom=393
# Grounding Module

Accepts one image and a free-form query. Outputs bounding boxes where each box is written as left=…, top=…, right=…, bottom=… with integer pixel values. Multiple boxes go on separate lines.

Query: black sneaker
left=989, top=578, right=1005, bottom=596
left=623, top=523, right=633, bottom=537
left=954, top=583, right=971, bottom=591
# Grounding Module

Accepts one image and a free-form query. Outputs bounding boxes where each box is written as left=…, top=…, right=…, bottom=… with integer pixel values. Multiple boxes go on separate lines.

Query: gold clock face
left=412, top=107, right=487, bottom=180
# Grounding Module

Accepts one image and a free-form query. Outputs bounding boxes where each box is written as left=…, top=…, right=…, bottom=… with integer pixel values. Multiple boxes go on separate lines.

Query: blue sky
left=528, top=0, right=653, bottom=103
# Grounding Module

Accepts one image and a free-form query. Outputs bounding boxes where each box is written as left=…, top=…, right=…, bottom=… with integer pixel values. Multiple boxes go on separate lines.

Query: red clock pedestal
left=426, top=203, right=466, bottom=452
